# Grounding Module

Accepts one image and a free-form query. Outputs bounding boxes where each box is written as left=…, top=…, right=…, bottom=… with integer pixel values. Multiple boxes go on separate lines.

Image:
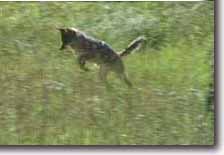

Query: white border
left=0, top=0, right=206, bottom=2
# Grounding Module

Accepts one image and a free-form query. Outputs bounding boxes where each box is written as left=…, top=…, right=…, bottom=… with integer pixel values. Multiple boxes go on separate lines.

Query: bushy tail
left=119, top=36, right=146, bottom=57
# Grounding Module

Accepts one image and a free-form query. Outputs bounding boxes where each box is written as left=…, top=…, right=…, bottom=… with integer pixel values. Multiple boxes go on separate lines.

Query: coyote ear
left=67, top=28, right=77, bottom=35
left=56, top=28, right=66, bottom=32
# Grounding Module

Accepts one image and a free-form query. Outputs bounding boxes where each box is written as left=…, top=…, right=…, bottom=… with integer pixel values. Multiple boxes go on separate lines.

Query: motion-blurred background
left=0, top=1, right=214, bottom=145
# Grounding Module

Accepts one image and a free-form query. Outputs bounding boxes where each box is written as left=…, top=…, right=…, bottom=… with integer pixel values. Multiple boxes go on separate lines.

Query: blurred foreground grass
left=0, top=2, right=214, bottom=145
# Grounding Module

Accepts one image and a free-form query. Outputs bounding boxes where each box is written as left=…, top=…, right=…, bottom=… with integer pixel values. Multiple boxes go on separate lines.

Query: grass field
left=0, top=2, right=214, bottom=145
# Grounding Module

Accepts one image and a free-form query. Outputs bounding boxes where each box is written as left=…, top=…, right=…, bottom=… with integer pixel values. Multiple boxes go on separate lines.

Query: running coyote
left=58, top=27, right=145, bottom=87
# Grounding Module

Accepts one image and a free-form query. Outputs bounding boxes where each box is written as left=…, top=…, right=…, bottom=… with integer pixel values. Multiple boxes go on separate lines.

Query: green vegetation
left=0, top=2, right=214, bottom=145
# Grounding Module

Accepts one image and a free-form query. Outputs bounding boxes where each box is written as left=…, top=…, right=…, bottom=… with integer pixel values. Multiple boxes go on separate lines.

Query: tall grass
left=0, top=2, right=214, bottom=145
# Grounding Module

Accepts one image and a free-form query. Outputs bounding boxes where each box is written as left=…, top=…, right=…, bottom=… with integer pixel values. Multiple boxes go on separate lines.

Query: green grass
left=0, top=2, right=214, bottom=145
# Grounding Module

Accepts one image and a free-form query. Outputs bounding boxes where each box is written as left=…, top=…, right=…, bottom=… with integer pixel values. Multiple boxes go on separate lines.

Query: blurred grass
left=0, top=2, right=214, bottom=145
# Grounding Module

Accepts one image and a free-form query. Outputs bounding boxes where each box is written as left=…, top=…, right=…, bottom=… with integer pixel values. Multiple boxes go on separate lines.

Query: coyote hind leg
left=117, top=72, right=132, bottom=87
left=99, top=65, right=110, bottom=82
left=111, top=59, right=133, bottom=87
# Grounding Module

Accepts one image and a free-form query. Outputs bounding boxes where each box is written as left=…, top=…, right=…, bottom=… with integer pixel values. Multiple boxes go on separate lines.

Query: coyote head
left=57, top=28, right=78, bottom=50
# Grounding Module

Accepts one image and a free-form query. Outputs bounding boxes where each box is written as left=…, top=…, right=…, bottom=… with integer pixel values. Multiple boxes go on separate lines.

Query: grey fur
left=58, top=27, right=145, bottom=87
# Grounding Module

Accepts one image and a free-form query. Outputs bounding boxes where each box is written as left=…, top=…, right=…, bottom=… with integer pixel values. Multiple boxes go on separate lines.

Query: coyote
left=58, top=27, right=145, bottom=87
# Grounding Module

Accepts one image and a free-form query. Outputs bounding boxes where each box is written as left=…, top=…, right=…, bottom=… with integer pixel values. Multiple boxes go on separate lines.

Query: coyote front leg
left=78, top=53, right=92, bottom=71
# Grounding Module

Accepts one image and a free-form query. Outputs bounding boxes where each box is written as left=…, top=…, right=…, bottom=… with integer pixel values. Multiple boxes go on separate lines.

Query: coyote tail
left=119, top=36, right=146, bottom=57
